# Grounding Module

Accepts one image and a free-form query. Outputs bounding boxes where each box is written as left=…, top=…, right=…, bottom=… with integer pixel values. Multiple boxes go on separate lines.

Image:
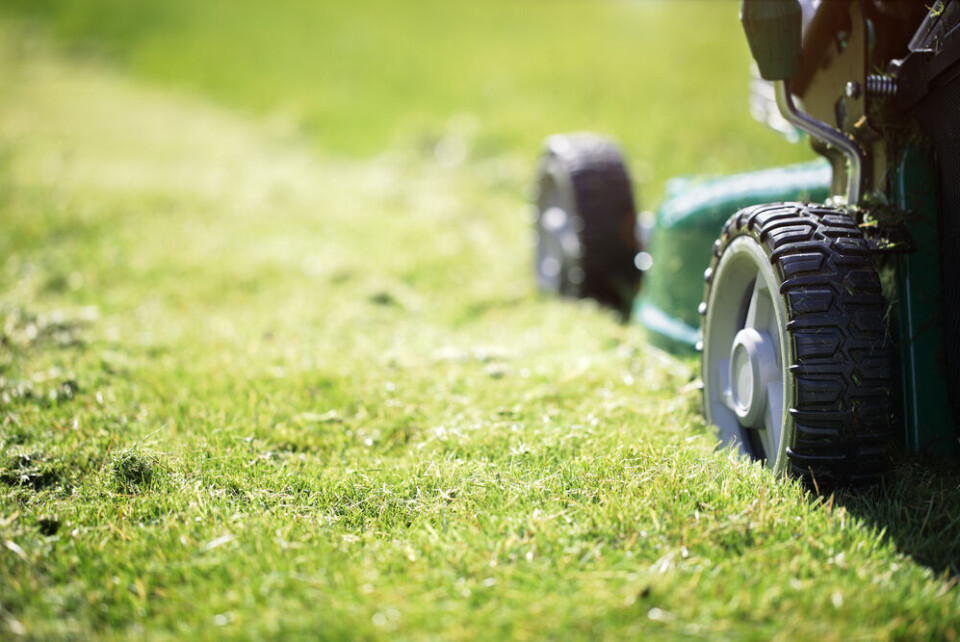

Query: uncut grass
left=1, top=8, right=960, bottom=642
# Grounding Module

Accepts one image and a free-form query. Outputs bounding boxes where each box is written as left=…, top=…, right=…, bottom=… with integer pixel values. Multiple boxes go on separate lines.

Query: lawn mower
left=534, top=0, right=959, bottom=485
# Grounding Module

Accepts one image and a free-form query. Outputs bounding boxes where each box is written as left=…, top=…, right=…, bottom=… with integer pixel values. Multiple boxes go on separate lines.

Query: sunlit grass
left=0, top=4, right=959, bottom=640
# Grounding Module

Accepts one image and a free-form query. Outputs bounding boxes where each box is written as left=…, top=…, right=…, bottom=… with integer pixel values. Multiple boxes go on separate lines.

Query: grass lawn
left=1, top=1, right=960, bottom=639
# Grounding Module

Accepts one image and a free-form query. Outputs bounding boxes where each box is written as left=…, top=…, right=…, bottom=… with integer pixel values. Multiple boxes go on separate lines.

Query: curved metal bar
left=774, top=80, right=864, bottom=204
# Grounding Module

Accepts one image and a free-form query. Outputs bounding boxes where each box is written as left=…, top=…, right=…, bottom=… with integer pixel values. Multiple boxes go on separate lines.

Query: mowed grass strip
left=0, top=9, right=959, bottom=642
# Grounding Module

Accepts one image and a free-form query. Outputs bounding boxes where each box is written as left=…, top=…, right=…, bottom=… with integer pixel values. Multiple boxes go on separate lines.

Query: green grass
left=1, top=3, right=960, bottom=639
left=0, top=0, right=814, bottom=201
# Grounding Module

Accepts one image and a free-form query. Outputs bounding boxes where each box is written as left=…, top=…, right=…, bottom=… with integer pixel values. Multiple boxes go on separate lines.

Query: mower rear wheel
left=535, top=134, right=640, bottom=318
left=701, top=203, right=893, bottom=486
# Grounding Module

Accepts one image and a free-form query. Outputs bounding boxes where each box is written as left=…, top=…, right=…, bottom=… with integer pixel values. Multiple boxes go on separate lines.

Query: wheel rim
left=536, top=176, right=583, bottom=293
left=703, top=236, right=791, bottom=472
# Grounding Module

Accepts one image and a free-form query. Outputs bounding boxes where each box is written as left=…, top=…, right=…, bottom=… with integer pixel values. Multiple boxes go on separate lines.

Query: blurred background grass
left=1, top=0, right=812, bottom=201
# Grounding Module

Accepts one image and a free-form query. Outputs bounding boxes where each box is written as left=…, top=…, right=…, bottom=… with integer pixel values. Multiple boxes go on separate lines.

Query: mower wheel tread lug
left=779, top=251, right=828, bottom=277
left=766, top=224, right=818, bottom=246
left=831, top=237, right=872, bottom=256
left=793, top=331, right=841, bottom=359
left=769, top=239, right=845, bottom=262
left=747, top=207, right=800, bottom=231
left=819, top=215, right=859, bottom=228
left=790, top=360, right=849, bottom=376
left=784, top=448, right=847, bottom=463
left=780, top=274, right=843, bottom=291
left=841, top=269, right=884, bottom=292
left=794, top=422, right=845, bottom=438
left=796, top=376, right=844, bottom=406
left=786, top=288, right=835, bottom=315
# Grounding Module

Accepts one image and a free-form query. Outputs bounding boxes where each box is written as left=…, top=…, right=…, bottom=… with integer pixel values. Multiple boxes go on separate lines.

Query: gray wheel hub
left=728, top=327, right=778, bottom=427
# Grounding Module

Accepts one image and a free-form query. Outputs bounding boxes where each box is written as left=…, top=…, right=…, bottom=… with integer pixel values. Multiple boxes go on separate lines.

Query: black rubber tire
left=535, top=133, right=640, bottom=319
left=701, top=203, right=894, bottom=487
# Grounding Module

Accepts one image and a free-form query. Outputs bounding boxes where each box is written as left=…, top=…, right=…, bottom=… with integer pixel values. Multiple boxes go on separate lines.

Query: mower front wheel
left=701, top=203, right=893, bottom=486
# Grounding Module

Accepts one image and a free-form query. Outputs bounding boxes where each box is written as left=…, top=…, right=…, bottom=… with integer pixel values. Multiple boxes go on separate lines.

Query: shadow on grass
left=836, top=456, right=960, bottom=575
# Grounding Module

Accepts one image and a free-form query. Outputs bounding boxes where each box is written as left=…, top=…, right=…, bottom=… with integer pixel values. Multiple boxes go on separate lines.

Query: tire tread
left=703, top=202, right=893, bottom=487
left=538, top=134, right=640, bottom=317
